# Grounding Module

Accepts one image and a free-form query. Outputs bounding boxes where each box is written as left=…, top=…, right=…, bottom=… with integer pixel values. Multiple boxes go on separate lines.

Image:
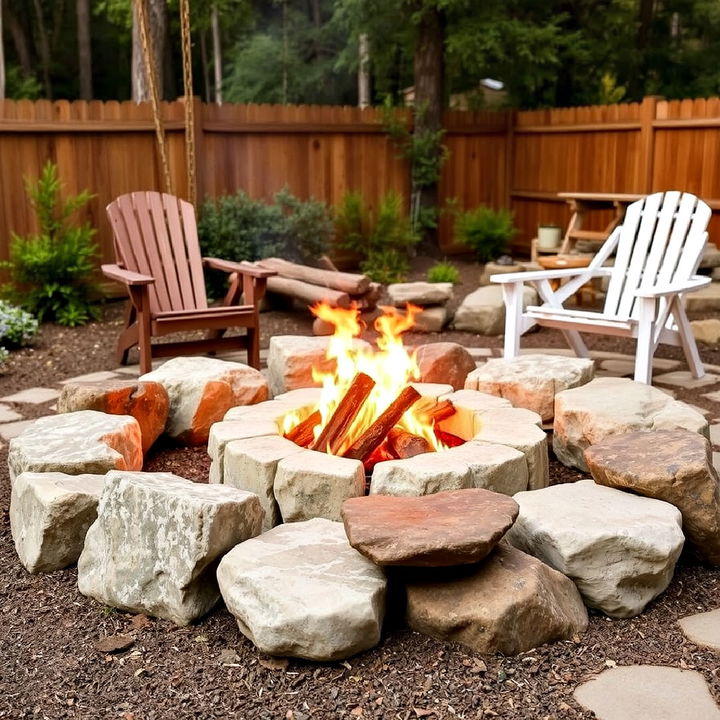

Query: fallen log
left=258, top=257, right=370, bottom=295
left=350, top=282, right=383, bottom=311
left=284, top=410, right=322, bottom=447
left=386, top=427, right=433, bottom=459
left=266, top=275, right=351, bottom=308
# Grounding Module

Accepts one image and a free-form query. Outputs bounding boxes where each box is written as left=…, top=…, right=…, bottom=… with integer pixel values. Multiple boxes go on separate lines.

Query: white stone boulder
left=140, top=356, right=268, bottom=445
left=274, top=450, right=365, bottom=522
left=453, top=285, right=537, bottom=335
left=8, top=411, right=142, bottom=484
left=10, top=472, right=105, bottom=573
left=553, top=377, right=709, bottom=471
left=444, top=441, right=529, bottom=496
left=78, top=471, right=264, bottom=625
left=217, top=518, right=386, bottom=660
left=507, top=480, right=685, bottom=618
left=466, top=353, right=595, bottom=421
left=387, top=282, right=453, bottom=307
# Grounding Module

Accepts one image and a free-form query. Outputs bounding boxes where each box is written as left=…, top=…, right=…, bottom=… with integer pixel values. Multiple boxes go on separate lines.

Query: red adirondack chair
left=103, top=191, right=275, bottom=374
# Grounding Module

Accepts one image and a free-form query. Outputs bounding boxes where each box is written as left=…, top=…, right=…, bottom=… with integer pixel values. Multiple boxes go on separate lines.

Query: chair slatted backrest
left=106, top=192, right=208, bottom=314
left=603, top=191, right=711, bottom=321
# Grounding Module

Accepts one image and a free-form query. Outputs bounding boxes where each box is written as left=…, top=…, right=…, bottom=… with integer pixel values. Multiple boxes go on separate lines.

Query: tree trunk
left=31, top=0, right=52, bottom=97
left=132, top=0, right=167, bottom=103
left=358, top=33, right=370, bottom=108
left=211, top=4, right=222, bottom=105
left=0, top=0, right=5, bottom=100
left=4, top=4, right=32, bottom=76
left=629, top=0, right=654, bottom=99
left=412, top=5, right=445, bottom=250
left=76, top=0, right=92, bottom=99
left=200, top=29, right=211, bottom=103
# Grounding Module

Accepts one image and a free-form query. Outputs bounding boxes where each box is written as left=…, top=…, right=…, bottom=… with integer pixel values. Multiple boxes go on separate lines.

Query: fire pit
left=208, top=303, right=549, bottom=526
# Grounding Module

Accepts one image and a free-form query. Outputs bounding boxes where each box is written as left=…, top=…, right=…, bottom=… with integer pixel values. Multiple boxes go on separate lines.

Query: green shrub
left=335, top=191, right=419, bottom=283
left=427, top=261, right=460, bottom=284
left=3, top=162, right=99, bottom=326
left=0, top=301, right=39, bottom=348
left=455, top=206, right=516, bottom=263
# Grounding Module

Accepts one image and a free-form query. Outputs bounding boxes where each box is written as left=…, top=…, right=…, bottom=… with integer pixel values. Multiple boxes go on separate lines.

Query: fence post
left=504, top=108, right=515, bottom=211
left=639, top=95, right=660, bottom=193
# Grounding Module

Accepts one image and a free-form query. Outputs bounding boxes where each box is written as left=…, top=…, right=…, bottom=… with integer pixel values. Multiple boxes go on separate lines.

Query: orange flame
left=281, top=302, right=443, bottom=455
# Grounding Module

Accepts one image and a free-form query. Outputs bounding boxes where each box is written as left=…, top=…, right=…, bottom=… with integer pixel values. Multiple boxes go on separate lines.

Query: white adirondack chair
left=490, top=191, right=712, bottom=384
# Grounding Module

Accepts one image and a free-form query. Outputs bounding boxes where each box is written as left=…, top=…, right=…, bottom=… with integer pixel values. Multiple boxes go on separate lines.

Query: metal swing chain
left=135, top=0, right=174, bottom=195
left=179, top=0, right=197, bottom=207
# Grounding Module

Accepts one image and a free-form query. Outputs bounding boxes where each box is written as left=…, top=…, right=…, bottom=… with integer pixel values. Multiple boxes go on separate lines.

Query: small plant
left=335, top=191, right=419, bottom=284
left=0, top=301, right=39, bottom=348
left=3, top=162, right=99, bottom=326
left=455, top=206, right=517, bottom=263
left=427, top=261, right=460, bottom=284
left=274, top=188, right=333, bottom=264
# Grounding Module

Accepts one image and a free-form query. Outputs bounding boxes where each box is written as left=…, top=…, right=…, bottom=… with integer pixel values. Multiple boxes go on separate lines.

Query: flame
left=281, top=302, right=444, bottom=455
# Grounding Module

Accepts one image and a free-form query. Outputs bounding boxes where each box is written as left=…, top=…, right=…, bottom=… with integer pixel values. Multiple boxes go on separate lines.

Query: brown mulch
left=1, top=256, right=719, bottom=719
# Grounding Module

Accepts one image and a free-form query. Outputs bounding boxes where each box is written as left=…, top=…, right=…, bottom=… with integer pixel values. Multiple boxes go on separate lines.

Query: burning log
left=311, top=372, right=376, bottom=454
left=386, top=427, right=433, bottom=459
left=343, top=386, right=422, bottom=463
left=284, top=410, right=322, bottom=447
left=435, top=429, right=465, bottom=448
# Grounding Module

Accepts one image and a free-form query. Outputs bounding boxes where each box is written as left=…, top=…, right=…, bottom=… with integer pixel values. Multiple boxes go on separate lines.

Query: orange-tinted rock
left=415, top=343, right=477, bottom=391
left=341, top=488, right=518, bottom=567
left=58, top=380, right=169, bottom=453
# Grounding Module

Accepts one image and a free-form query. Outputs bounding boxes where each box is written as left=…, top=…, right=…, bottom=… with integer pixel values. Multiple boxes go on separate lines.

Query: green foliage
left=4, top=66, right=43, bottom=100
left=274, top=188, right=334, bottom=264
left=335, top=191, right=419, bottom=283
left=427, top=261, right=460, bottom=284
left=455, top=206, right=516, bottom=263
left=0, top=301, right=39, bottom=349
left=3, top=163, right=100, bottom=326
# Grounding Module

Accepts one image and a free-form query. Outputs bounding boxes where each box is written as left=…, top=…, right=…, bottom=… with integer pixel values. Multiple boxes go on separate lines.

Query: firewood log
left=266, top=275, right=351, bottom=308
left=386, top=427, right=433, bottom=459
left=284, top=410, right=321, bottom=447
left=258, top=257, right=370, bottom=295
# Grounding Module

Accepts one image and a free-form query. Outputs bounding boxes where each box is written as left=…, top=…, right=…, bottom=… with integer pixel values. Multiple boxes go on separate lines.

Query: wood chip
left=93, top=634, right=134, bottom=654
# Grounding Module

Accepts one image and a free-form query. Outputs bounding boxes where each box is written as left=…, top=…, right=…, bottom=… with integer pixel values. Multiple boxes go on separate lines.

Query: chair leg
left=501, top=282, right=524, bottom=359
left=634, top=297, right=656, bottom=384
left=562, top=330, right=590, bottom=359
left=135, top=297, right=153, bottom=375
left=247, top=326, right=260, bottom=369
left=673, top=300, right=705, bottom=379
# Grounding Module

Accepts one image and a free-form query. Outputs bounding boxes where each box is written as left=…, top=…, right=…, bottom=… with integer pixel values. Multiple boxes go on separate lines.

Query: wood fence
left=2, top=96, right=720, bottom=275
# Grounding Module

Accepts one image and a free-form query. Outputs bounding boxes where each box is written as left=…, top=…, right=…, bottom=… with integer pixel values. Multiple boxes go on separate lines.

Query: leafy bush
left=427, top=261, right=460, bottom=284
left=454, top=206, right=517, bottom=263
left=3, top=162, right=99, bottom=326
left=0, top=301, right=39, bottom=348
left=335, top=191, right=419, bottom=283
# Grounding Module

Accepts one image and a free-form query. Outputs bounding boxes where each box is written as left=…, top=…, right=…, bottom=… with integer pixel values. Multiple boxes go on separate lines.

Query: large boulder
left=217, top=518, right=386, bottom=661
left=140, top=356, right=268, bottom=445
left=369, top=452, right=473, bottom=497
left=453, top=285, right=537, bottom=335
left=553, top=377, right=708, bottom=471
left=10, top=472, right=105, bottom=573
left=78, top=471, right=263, bottom=625
left=415, top=343, right=476, bottom=391
left=404, top=542, right=588, bottom=656
left=8, top=411, right=142, bottom=484
left=341, top=489, right=518, bottom=567
left=58, top=379, right=169, bottom=453
left=585, top=430, right=720, bottom=566
left=466, top=354, right=594, bottom=421
left=387, top=282, right=453, bottom=307
left=507, top=480, right=685, bottom=618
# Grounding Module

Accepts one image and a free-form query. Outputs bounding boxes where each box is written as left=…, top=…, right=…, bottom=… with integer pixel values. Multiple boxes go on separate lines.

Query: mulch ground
left=1, top=256, right=719, bottom=719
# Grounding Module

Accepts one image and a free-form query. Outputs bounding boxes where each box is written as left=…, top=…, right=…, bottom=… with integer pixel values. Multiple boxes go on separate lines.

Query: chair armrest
left=203, top=257, right=277, bottom=278
left=635, top=276, right=711, bottom=298
left=490, top=267, right=612, bottom=283
left=101, top=264, right=154, bottom=286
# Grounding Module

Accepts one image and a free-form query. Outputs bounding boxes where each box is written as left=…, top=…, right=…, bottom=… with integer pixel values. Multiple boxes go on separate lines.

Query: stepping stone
left=574, top=665, right=720, bottom=720
left=78, top=471, right=263, bottom=626
left=586, top=430, right=720, bottom=565
left=141, top=356, right=268, bottom=445
left=341, top=488, right=518, bottom=566
left=413, top=306, right=449, bottom=333
left=59, top=370, right=121, bottom=384
left=654, top=370, right=720, bottom=389
left=10, top=472, right=105, bottom=573
left=217, top=518, right=386, bottom=661
left=1, top=387, right=60, bottom=404
left=678, top=609, right=720, bottom=651
left=415, top=342, right=476, bottom=391
left=0, top=419, right=38, bottom=441
left=58, top=379, right=169, bottom=453
left=684, top=282, right=720, bottom=312
left=691, top=318, right=720, bottom=346
left=404, top=542, right=587, bottom=656
left=466, top=347, right=493, bottom=358
left=453, top=285, right=537, bottom=335
left=387, top=281, right=453, bottom=307
left=465, top=353, right=594, bottom=421
left=711, top=424, right=720, bottom=444
left=8, top=411, right=143, bottom=484
left=266, top=335, right=371, bottom=397
left=553, top=377, right=708, bottom=471
left=0, top=404, right=23, bottom=423
left=507, top=480, right=685, bottom=618
left=703, top=390, right=720, bottom=404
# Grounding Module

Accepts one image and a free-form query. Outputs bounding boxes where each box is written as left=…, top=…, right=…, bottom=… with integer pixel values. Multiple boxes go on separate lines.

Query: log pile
left=256, top=257, right=382, bottom=312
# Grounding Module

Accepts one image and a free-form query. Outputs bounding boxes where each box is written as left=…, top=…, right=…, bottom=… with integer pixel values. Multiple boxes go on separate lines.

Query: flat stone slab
left=553, top=377, right=708, bottom=471
left=404, top=542, right=588, bottom=656
left=507, top=480, right=685, bottom=618
left=8, top=411, right=143, bottom=484
left=217, top=518, right=386, bottom=661
left=574, top=665, right=720, bottom=720
left=691, top=318, right=720, bottom=346
left=586, top=430, right=720, bottom=565
left=453, top=285, right=537, bottom=335
left=684, top=282, right=720, bottom=312
left=387, top=281, right=453, bottom=307
left=415, top=342, right=476, bottom=391
left=413, top=306, right=449, bottom=332
left=653, top=370, right=720, bottom=389
left=59, top=371, right=121, bottom=384
left=0, top=404, right=23, bottom=423
left=10, top=472, right=105, bottom=573
left=141, top=356, right=268, bottom=445
left=466, top=353, right=594, bottom=421
left=1, top=387, right=60, bottom=404
left=78, top=471, right=263, bottom=626
left=678, top=609, right=720, bottom=651
left=341, top=488, right=518, bottom=566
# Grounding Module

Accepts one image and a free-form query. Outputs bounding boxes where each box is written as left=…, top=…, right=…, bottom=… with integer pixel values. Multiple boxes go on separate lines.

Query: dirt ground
left=1, top=256, right=719, bottom=719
